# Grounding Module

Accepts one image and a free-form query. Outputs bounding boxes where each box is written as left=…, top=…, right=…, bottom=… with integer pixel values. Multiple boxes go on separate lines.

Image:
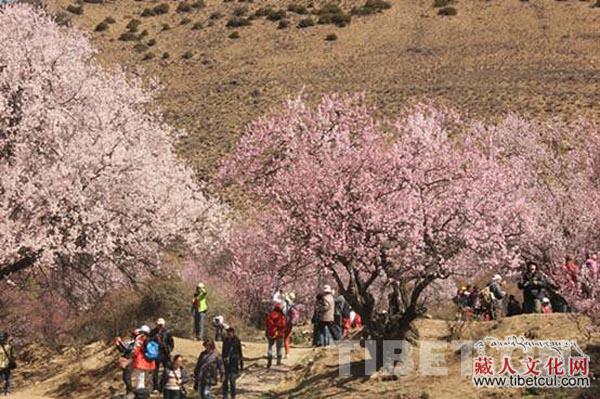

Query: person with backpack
left=192, top=283, right=208, bottom=341
left=265, top=301, right=287, bottom=368
left=283, top=293, right=299, bottom=359
left=518, top=262, right=545, bottom=313
left=479, top=274, right=505, bottom=320
left=221, top=327, right=243, bottom=399
left=131, top=325, right=157, bottom=396
left=160, top=354, right=189, bottom=399
left=311, top=293, right=324, bottom=347
left=193, top=339, right=224, bottom=399
left=333, top=293, right=350, bottom=341
left=0, top=333, right=16, bottom=396
left=317, top=285, right=335, bottom=347
left=115, top=329, right=139, bottom=395
left=212, top=316, right=228, bottom=342
left=151, top=318, right=175, bottom=394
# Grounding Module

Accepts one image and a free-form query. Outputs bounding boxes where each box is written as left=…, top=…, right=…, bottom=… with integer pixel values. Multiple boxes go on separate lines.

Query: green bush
left=297, top=17, right=315, bottom=28
left=182, top=51, right=194, bottom=59
left=66, top=4, right=83, bottom=15
left=180, top=17, right=192, bottom=25
left=133, top=43, right=149, bottom=53
left=192, top=0, right=206, bottom=8
left=277, top=19, right=289, bottom=29
left=192, top=21, right=204, bottom=30
left=162, top=52, right=170, bottom=59
left=104, top=16, right=116, bottom=24
left=316, top=3, right=351, bottom=27
left=438, top=6, right=457, bottom=15
left=139, top=29, right=149, bottom=38
left=153, top=3, right=170, bottom=14
left=176, top=2, right=192, bottom=12
left=162, top=23, right=171, bottom=31
left=287, top=3, right=307, bottom=14
left=118, top=32, right=138, bottom=41
left=325, top=33, right=337, bottom=41
left=226, top=17, right=251, bottom=27
left=83, top=0, right=102, bottom=3
left=147, top=38, right=157, bottom=46
left=142, top=52, right=155, bottom=61
left=141, top=8, right=155, bottom=17
left=228, top=31, right=240, bottom=39
left=94, top=21, right=109, bottom=31
left=210, top=11, right=224, bottom=19
left=267, top=9, right=286, bottom=21
left=126, top=19, right=141, bottom=32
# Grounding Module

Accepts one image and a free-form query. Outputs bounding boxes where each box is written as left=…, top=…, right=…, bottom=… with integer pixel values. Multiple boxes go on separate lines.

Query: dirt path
left=8, top=337, right=313, bottom=399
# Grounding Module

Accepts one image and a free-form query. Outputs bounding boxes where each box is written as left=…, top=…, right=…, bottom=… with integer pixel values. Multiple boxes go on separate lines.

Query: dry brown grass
left=46, top=0, right=600, bottom=178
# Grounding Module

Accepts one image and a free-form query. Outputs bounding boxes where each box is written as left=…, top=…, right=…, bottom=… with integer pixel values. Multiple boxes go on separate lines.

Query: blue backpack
left=144, top=339, right=160, bottom=361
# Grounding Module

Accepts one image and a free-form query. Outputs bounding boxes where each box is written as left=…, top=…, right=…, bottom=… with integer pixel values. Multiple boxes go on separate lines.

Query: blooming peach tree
left=219, top=95, right=532, bottom=358
left=0, top=4, right=227, bottom=303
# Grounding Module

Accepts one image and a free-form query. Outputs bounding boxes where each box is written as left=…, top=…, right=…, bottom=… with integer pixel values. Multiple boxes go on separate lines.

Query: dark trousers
left=1, top=368, right=10, bottom=395
left=194, top=311, right=206, bottom=340
left=222, top=371, right=239, bottom=398
left=199, top=383, right=213, bottom=399
left=123, top=363, right=133, bottom=393
left=163, top=389, right=186, bottom=399
left=153, top=358, right=171, bottom=391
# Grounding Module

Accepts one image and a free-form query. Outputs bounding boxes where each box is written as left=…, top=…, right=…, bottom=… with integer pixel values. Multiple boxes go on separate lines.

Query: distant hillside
left=45, top=0, right=600, bottom=178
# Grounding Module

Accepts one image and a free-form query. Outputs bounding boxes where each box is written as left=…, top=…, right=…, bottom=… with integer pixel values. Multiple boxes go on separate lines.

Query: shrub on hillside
left=192, top=21, right=204, bottom=30
left=66, top=4, right=83, bottom=15
left=192, top=0, right=206, bottom=8
left=142, top=52, right=155, bottom=61
left=254, top=6, right=273, bottom=17
left=226, top=16, right=251, bottom=27
left=180, top=17, right=192, bottom=25
left=277, top=19, right=289, bottom=29
left=229, top=31, right=240, bottom=39
left=288, top=3, right=308, bottom=14
left=104, top=16, right=116, bottom=23
left=141, top=8, right=155, bottom=17
left=153, top=3, right=170, bottom=14
left=267, top=9, right=286, bottom=21
left=162, top=52, right=170, bottom=59
left=317, top=3, right=351, bottom=27
left=118, top=32, right=138, bottom=41
left=162, top=23, right=171, bottom=30
left=177, top=2, right=192, bottom=12
left=233, top=5, right=248, bottom=16
left=433, top=0, right=452, bottom=7
left=351, top=0, right=392, bottom=15
left=182, top=50, right=193, bottom=59
left=325, top=33, right=337, bottom=41
left=210, top=11, right=224, bottom=19
left=126, top=19, right=141, bottom=32
left=147, top=38, right=157, bottom=46
left=83, top=0, right=102, bottom=3
left=133, top=43, right=149, bottom=53
left=438, top=6, right=457, bottom=15
left=593, top=0, right=600, bottom=7
left=298, top=17, right=315, bottom=28
left=94, top=21, right=109, bottom=31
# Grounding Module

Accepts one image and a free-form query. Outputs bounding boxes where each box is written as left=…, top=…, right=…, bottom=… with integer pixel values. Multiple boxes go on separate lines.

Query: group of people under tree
left=454, top=252, right=599, bottom=321
left=311, top=284, right=362, bottom=347
left=114, top=282, right=243, bottom=399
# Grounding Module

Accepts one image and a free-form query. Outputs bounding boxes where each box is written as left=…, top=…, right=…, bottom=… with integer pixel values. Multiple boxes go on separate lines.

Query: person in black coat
left=152, top=318, right=175, bottom=392
left=221, top=327, right=244, bottom=399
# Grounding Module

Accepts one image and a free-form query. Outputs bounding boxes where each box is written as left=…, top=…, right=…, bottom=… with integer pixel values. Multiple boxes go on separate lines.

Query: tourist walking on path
left=192, top=283, right=208, bottom=341
left=266, top=301, right=287, bottom=368
left=283, top=293, right=299, bottom=359
left=222, top=327, right=244, bottom=399
left=131, top=325, right=157, bottom=396
left=318, top=285, right=335, bottom=347
left=194, top=339, right=223, bottom=399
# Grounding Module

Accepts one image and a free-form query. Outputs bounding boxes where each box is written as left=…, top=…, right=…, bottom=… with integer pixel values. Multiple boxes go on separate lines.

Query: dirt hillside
left=7, top=314, right=599, bottom=398
left=44, top=0, right=600, bottom=177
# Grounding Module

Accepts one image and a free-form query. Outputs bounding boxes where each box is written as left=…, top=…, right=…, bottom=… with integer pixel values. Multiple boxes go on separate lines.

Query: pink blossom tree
left=219, top=95, right=531, bottom=362
left=0, top=4, right=227, bottom=304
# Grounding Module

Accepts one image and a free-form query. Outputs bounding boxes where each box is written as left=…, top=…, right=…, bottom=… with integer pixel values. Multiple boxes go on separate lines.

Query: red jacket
left=131, top=335, right=156, bottom=371
left=266, top=308, right=287, bottom=339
